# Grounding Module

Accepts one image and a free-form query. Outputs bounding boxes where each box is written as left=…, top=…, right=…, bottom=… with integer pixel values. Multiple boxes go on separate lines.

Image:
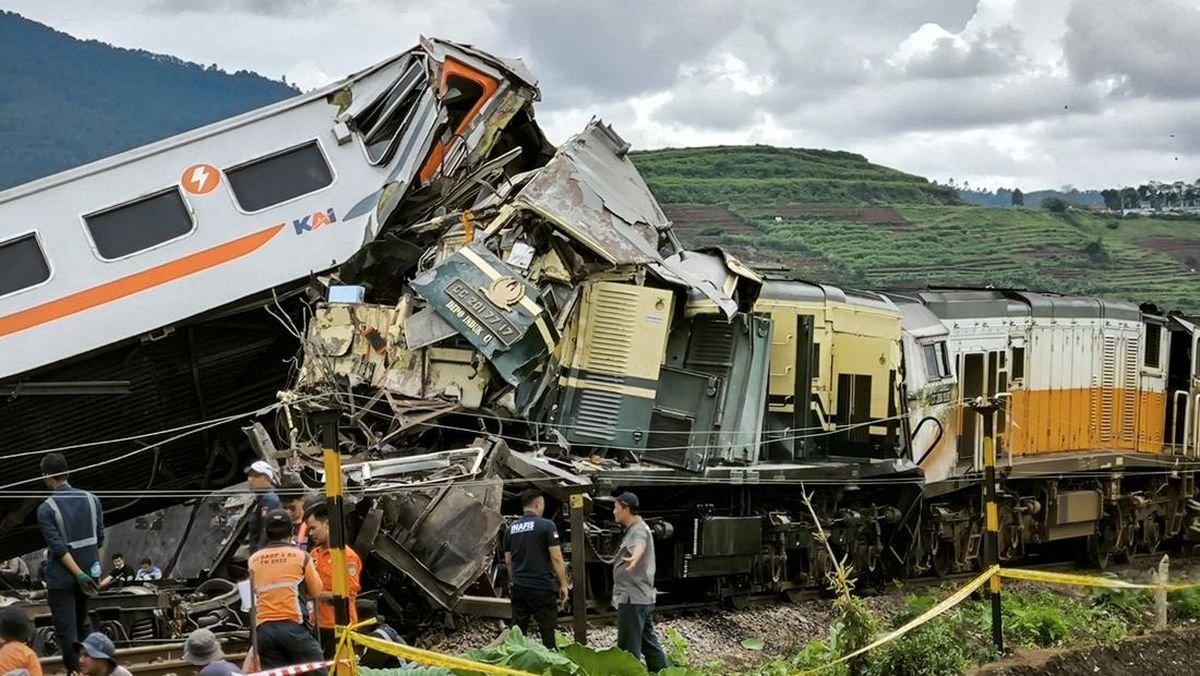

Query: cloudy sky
left=6, top=0, right=1200, bottom=190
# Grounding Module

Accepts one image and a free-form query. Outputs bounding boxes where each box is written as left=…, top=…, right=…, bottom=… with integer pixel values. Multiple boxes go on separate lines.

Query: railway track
left=40, top=635, right=250, bottom=676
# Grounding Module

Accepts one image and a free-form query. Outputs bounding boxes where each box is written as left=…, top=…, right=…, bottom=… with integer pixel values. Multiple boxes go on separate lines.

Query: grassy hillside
left=0, top=12, right=297, bottom=190
left=634, top=148, right=1200, bottom=313
left=633, top=146, right=961, bottom=206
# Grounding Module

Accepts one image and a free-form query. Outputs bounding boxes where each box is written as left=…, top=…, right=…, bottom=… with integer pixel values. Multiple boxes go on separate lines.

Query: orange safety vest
left=249, top=542, right=322, bottom=625
left=310, top=544, right=362, bottom=630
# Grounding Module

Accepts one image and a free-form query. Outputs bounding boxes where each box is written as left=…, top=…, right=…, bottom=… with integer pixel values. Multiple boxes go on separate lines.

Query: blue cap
left=76, top=632, right=118, bottom=665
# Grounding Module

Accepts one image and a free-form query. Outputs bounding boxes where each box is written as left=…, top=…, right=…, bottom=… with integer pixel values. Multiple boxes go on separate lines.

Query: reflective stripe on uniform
left=44, top=493, right=99, bottom=549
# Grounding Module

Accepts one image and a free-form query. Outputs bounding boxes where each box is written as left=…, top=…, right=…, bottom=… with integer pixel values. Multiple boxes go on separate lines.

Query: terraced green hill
left=633, top=147, right=1200, bottom=313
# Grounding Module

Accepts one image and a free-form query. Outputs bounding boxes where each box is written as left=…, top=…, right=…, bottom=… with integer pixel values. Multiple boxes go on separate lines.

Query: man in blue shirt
left=36, top=453, right=104, bottom=675
left=134, top=558, right=162, bottom=582
left=503, top=488, right=568, bottom=649
left=244, top=461, right=280, bottom=555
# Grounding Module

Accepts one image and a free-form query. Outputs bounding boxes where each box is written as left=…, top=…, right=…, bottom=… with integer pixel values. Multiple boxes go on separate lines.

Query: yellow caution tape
left=336, top=624, right=535, bottom=676
left=1000, top=566, right=1200, bottom=591
left=800, top=565, right=998, bottom=674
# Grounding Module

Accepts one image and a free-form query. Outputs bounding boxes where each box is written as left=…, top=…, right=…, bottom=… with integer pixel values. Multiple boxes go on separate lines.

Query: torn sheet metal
left=410, top=244, right=557, bottom=385
left=660, top=249, right=763, bottom=317
left=515, top=120, right=668, bottom=265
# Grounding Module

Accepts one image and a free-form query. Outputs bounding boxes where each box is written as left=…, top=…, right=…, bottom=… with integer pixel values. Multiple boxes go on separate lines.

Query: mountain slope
left=0, top=11, right=298, bottom=190
left=633, top=146, right=961, bottom=206
left=633, top=147, right=1200, bottom=313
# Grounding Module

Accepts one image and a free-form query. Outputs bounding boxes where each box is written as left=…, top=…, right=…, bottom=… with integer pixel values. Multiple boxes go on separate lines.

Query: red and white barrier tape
left=247, top=659, right=348, bottom=676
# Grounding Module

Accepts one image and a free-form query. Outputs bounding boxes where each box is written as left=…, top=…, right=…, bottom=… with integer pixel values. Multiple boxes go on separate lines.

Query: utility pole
left=569, top=492, right=590, bottom=644
left=315, top=408, right=352, bottom=676
left=969, top=395, right=1004, bottom=654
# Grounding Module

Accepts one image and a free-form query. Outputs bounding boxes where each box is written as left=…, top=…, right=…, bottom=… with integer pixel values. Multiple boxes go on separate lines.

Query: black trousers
left=256, top=620, right=324, bottom=672
left=510, top=586, right=558, bottom=649
left=47, top=584, right=92, bottom=673
left=616, top=603, right=669, bottom=672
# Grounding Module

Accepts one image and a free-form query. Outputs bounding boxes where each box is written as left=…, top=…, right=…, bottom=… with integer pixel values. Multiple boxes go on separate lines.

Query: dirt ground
left=973, top=627, right=1200, bottom=675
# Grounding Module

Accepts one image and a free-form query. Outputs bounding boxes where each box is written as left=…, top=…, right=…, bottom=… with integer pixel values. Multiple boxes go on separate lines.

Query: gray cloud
left=146, top=0, right=344, bottom=16
left=4, top=0, right=1200, bottom=190
left=1064, top=0, right=1200, bottom=99
left=900, top=25, right=1027, bottom=80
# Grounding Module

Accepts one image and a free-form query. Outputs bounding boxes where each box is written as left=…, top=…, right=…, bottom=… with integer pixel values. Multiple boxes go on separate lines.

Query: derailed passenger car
left=0, top=38, right=551, bottom=558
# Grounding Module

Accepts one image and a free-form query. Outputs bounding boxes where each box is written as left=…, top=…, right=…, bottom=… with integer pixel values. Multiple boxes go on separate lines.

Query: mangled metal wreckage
left=279, top=118, right=915, bottom=619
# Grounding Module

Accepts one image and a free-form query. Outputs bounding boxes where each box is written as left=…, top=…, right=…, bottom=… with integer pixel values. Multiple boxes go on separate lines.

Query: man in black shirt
left=99, top=553, right=136, bottom=590
left=504, top=488, right=568, bottom=649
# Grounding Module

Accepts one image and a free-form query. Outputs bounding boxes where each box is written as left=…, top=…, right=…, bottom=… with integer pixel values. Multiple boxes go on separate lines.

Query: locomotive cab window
left=226, top=141, right=333, bottom=212
left=0, top=233, right=51, bottom=296
left=1144, top=324, right=1162, bottom=369
left=1011, top=346, right=1026, bottom=381
left=923, top=341, right=950, bottom=379
left=85, top=188, right=194, bottom=259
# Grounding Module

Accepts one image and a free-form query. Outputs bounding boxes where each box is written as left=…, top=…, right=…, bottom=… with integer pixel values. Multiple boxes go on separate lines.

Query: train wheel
left=932, top=541, right=954, bottom=578
left=1084, top=518, right=1123, bottom=569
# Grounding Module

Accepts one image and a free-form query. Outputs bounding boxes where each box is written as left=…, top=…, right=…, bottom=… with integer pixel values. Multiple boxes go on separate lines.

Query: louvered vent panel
left=578, top=285, right=641, bottom=375
left=1100, top=335, right=1118, bottom=442
left=686, top=317, right=736, bottom=376
left=1123, top=336, right=1139, bottom=443
left=572, top=389, right=623, bottom=441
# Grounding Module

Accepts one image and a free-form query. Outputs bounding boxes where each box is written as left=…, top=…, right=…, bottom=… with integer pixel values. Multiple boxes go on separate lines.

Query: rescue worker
left=305, top=502, right=362, bottom=658
left=503, top=488, right=569, bottom=650
left=611, top=492, right=668, bottom=672
left=36, top=453, right=103, bottom=675
left=279, top=480, right=313, bottom=550
left=244, top=461, right=280, bottom=555
left=0, top=606, right=41, bottom=676
left=248, top=508, right=324, bottom=670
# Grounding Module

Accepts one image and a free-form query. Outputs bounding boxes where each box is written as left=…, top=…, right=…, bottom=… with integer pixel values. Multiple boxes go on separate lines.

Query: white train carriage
left=0, top=38, right=540, bottom=381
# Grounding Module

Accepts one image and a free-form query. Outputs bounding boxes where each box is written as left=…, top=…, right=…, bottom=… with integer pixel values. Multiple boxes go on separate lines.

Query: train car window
left=1144, top=324, right=1162, bottom=368
left=811, top=343, right=821, bottom=379
left=1011, top=346, right=1026, bottom=380
left=226, top=141, right=333, bottom=212
left=923, top=341, right=950, bottom=379
left=85, top=188, right=193, bottom=259
left=0, top=233, right=51, bottom=295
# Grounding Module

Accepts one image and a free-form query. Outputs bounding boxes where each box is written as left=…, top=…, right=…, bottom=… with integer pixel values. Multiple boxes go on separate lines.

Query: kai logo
left=290, top=208, right=338, bottom=235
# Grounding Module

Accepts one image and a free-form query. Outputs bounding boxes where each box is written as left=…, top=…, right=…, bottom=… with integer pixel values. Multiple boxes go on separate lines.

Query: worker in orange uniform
left=305, top=501, right=362, bottom=658
left=248, top=508, right=325, bottom=670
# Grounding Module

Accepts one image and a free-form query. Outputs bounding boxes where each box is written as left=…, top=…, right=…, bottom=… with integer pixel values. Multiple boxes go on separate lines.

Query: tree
left=1042, top=197, right=1068, bottom=214
left=1012, top=188, right=1025, bottom=207
left=1100, top=189, right=1120, bottom=210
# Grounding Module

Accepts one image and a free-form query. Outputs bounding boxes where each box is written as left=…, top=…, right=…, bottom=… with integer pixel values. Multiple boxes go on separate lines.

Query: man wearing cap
left=75, top=632, right=132, bottom=676
left=611, top=492, right=668, bottom=672
left=0, top=606, right=41, bottom=676
left=279, top=480, right=314, bottom=551
left=245, top=461, right=281, bottom=556
left=182, top=628, right=243, bottom=676
left=36, top=453, right=104, bottom=675
left=248, top=508, right=324, bottom=670
left=503, top=488, right=569, bottom=650
left=305, top=501, right=362, bottom=658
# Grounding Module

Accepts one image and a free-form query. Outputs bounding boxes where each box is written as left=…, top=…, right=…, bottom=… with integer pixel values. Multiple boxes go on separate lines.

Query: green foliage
left=560, top=643, right=648, bottom=676
left=1084, top=238, right=1111, bottom=264
left=664, top=627, right=690, bottom=667
left=739, top=638, right=765, bottom=651
left=465, top=627, right=579, bottom=675
left=861, top=620, right=967, bottom=676
left=0, top=11, right=298, bottom=190
left=631, top=146, right=960, bottom=206
left=1042, top=197, right=1069, bottom=213
left=1168, top=586, right=1200, bottom=621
